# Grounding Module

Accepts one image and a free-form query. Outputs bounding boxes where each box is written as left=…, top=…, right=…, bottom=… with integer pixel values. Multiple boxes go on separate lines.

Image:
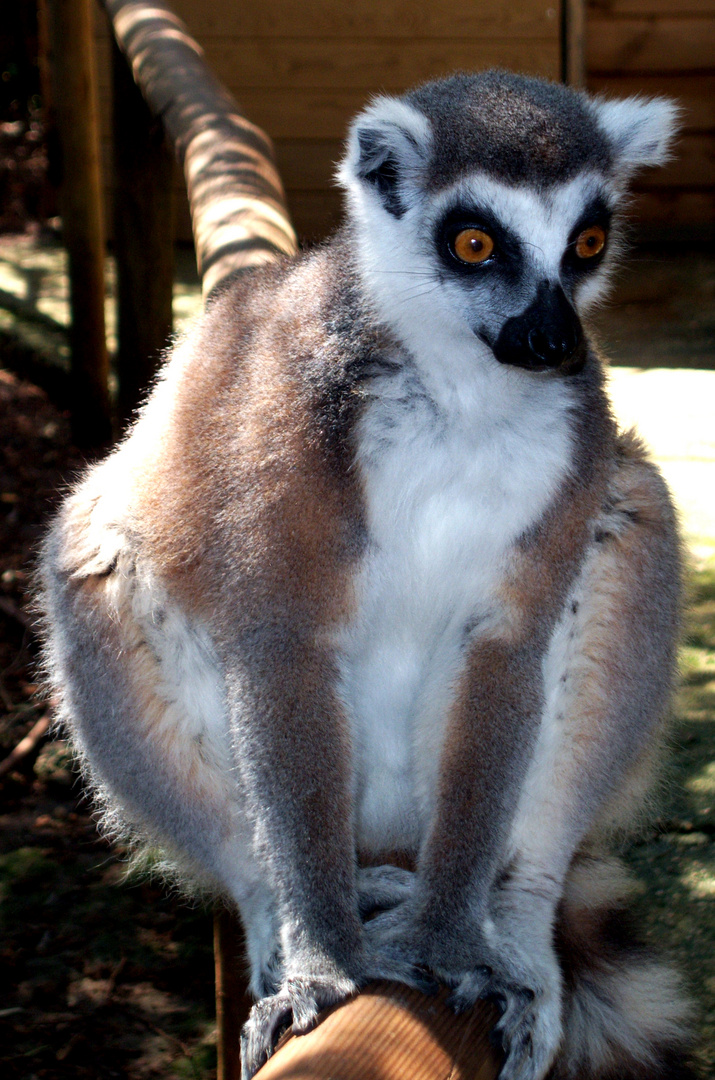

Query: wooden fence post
left=45, top=0, right=112, bottom=448
left=562, top=0, right=586, bottom=87
left=111, top=35, right=175, bottom=425
left=214, top=909, right=253, bottom=1080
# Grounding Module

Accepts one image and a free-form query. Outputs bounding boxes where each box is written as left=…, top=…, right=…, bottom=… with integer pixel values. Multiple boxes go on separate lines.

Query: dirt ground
left=0, top=361, right=219, bottom=1079
left=1, top=246, right=714, bottom=1079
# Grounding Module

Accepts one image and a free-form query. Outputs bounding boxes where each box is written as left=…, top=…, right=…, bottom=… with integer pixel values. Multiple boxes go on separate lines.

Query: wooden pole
left=214, top=909, right=253, bottom=1080
left=46, top=0, right=112, bottom=449
left=111, top=36, right=175, bottom=425
left=562, top=0, right=586, bottom=87
left=36, top=0, right=59, bottom=224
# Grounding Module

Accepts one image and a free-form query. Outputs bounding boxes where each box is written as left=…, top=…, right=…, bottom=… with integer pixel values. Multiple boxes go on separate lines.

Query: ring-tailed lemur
left=39, top=71, right=693, bottom=1080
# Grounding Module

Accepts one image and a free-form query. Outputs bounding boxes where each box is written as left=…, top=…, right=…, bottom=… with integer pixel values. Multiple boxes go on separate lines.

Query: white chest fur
left=338, top=358, right=576, bottom=854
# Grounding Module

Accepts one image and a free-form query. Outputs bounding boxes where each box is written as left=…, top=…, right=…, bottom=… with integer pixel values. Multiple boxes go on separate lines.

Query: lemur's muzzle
left=492, top=282, right=584, bottom=373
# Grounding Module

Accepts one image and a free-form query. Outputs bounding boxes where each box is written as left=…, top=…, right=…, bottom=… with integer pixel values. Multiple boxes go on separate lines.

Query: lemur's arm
left=412, top=417, right=615, bottom=950
left=226, top=637, right=362, bottom=1077
left=503, top=434, right=680, bottom=898
left=410, top=436, right=678, bottom=1080
left=417, top=637, right=545, bottom=951
left=231, top=625, right=437, bottom=1080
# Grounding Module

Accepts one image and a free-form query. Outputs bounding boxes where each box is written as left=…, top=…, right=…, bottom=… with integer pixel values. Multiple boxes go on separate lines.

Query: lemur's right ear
left=592, top=95, right=680, bottom=179
left=338, top=96, right=431, bottom=218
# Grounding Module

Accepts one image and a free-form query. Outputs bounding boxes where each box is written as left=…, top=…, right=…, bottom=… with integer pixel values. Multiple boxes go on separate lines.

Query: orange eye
left=575, top=225, right=606, bottom=259
left=453, top=228, right=494, bottom=264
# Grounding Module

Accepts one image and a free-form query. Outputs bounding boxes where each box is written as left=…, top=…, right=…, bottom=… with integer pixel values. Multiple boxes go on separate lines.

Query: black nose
left=492, top=283, right=584, bottom=372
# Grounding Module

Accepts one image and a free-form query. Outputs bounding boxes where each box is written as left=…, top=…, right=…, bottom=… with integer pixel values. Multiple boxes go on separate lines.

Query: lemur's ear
left=338, top=96, right=431, bottom=218
left=593, top=96, right=680, bottom=178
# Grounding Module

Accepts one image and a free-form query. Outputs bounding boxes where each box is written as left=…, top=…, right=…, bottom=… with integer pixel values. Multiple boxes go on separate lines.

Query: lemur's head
left=338, top=71, right=678, bottom=375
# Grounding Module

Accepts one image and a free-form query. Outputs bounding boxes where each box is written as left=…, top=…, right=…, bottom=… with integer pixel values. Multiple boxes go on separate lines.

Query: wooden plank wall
left=586, top=0, right=715, bottom=232
left=94, top=0, right=562, bottom=243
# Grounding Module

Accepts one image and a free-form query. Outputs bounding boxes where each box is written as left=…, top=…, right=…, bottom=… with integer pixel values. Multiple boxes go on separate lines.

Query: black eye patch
left=562, top=197, right=613, bottom=275
left=435, top=206, right=522, bottom=284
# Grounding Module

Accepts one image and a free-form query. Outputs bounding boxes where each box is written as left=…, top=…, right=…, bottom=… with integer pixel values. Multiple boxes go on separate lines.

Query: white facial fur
left=339, top=89, right=678, bottom=383
left=345, top=168, right=622, bottom=374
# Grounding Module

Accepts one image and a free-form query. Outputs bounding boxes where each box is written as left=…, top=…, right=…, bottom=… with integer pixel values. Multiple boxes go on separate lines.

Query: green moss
left=0, top=848, right=62, bottom=932
left=0, top=846, right=60, bottom=890
left=170, top=1040, right=217, bottom=1078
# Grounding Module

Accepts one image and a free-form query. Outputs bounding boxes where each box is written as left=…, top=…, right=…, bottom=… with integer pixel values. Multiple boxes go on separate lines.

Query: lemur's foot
left=446, top=964, right=561, bottom=1080
left=254, top=946, right=282, bottom=998
left=363, top=951, right=439, bottom=997
left=361, top=904, right=441, bottom=995
left=356, top=864, right=415, bottom=919
left=240, top=973, right=357, bottom=1079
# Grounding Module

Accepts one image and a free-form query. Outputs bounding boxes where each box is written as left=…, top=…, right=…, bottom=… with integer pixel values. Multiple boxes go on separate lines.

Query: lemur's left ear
left=337, top=95, right=431, bottom=218
left=593, top=96, right=680, bottom=177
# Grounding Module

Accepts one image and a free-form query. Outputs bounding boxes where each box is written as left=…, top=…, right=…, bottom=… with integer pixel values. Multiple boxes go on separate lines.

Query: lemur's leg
left=363, top=628, right=554, bottom=1040
left=366, top=437, right=684, bottom=1080
left=40, top=507, right=281, bottom=998
left=43, top=486, right=417, bottom=1077
left=356, top=864, right=415, bottom=918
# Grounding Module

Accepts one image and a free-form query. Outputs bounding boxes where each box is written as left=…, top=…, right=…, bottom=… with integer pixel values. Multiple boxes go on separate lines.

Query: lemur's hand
left=364, top=885, right=562, bottom=1080
left=447, top=950, right=562, bottom=1080
left=445, top=888, right=563, bottom=1080
left=240, top=899, right=437, bottom=1080
left=241, top=965, right=358, bottom=1079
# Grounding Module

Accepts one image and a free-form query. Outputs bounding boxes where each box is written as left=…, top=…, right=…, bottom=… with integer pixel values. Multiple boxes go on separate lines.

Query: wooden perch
left=255, top=982, right=501, bottom=1080
left=103, top=0, right=298, bottom=301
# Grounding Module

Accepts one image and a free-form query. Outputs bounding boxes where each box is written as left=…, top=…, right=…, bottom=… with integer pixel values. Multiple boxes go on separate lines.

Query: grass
left=625, top=555, right=715, bottom=1076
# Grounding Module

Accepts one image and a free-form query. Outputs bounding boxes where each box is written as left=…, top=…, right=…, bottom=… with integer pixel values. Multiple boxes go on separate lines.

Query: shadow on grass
left=0, top=824, right=217, bottom=1078
left=625, top=560, right=715, bottom=1078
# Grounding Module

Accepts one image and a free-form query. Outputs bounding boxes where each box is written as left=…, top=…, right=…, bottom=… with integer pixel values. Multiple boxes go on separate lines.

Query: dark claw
left=493, top=990, right=533, bottom=1024
left=489, top=1024, right=508, bottom=1052
left=276, top=1016, right=293, bottom=1042
left=489, top=991, right=509, bottom=1016
left=411, top=967, right=440, bottom=996
left=240, top=1027, right=269, bottom=1080
left=495, top=1030, right=535, bottom=1080
left=447, top=966, right=493, bottom=1015
left=240, top=994, right=294, bottom=1079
